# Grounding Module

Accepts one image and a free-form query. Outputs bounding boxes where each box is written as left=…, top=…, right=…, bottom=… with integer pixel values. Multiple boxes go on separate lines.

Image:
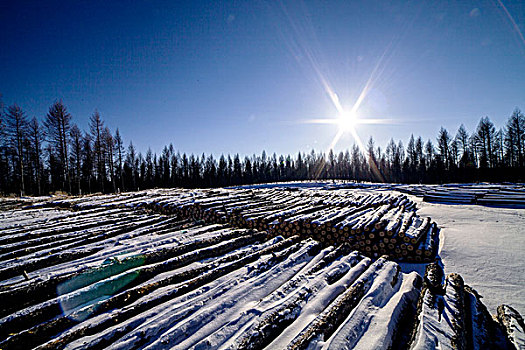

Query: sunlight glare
left=338, top=110, right=358, bottom=132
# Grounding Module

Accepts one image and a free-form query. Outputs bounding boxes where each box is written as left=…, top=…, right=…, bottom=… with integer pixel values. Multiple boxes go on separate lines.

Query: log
left=497, top=304, right=525, bottom=349
left=286, top=256, right=393, bottom=350
left=2, top=236, right=305, bottom=349
left=397, top=211, right=415, bottom=238
left=384, top=206, right=406, bottom=236
left=0, top=229, right=265, bottom=336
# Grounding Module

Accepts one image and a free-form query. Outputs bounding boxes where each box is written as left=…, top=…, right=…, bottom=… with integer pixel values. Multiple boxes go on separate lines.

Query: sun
left=337, top=110, right=358, bottom=132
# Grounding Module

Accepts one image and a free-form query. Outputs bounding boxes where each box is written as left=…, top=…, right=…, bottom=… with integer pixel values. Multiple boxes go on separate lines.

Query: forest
left=0, top=98, right=524, bottom=196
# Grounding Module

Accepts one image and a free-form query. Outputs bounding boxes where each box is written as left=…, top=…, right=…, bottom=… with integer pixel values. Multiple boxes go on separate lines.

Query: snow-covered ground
left=412, top=195, right=525, bottom=316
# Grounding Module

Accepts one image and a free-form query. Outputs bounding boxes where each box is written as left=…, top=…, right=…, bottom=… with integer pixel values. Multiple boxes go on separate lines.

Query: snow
left=410, top=275, right=463, bottom=350
left=1, top=184, right=524, bottom=349
left=263, top=256, right=372, bottom=350
left=62, top=240, right=320, bottom=350
left=411, top=194, right=525, bottom=316
left=321, top=268, right=420, bottom=350
left=501, top=304, right=525, bottom=349
left=509, top=316, right=525, bottom=350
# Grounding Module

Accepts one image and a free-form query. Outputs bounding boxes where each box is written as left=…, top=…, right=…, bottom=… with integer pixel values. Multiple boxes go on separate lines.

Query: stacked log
left=176, top=189, right=434, bottom=262
left=34, top=187, right=438, bottom=262
left=1, top=196, right=520, bottom=350
left=407, top=262, right=518, bottom=350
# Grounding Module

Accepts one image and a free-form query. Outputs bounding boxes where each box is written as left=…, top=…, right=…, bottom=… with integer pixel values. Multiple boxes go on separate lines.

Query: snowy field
left=414, top=196, right=525, bottom=316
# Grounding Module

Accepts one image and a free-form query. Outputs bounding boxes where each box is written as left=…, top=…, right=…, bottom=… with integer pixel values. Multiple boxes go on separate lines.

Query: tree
left=367, top=137, right=381, bottom=182
left=407, top=134, right=417, bottom=169
left=26, top=117, right=45, bottom=195
left=327, top=149, right=335, bottom=179
left=89, top=110, right=105, bottom=192
left=233, top=154, right=242, bottom=184
left=449, top=139, right=459, bottom=168
left=69, top=124, right=83, bottom=194
left=5, top=104, right=28, bottom=195
left=182, top=153, right=189, bottom=185
left=45, top=101, right=72, bottom=192
left=278, top=155, right=285, bottom=180
left=203, top=154, right=217, bottom=186
left=243, top=156, right=252, bottom=184
left=217, top=155, right=227, bottom=186
left=474, top=117, right=496, bottom=168
left=189, top=154, right=201, bottom=186
left=125, top=141, right=137, bottom=190
left=351, top=144, right=361, bottom=181
left=415, top=136, right=425, bottom=181
left=437, top=127, right=451, bottom=170
left=114, top=129, right=125, bottom=191
left=0, top=100, right=9, bottom=195
left=456, top=125, right=469, bottom=156
left=505, top=108, right=524, bottom=167
left=425, top=140, right=434, bottom=166
left=102, top=127, right=116, bottom=192
left=81, top=133, right=94, bottom=193
left=296, top=152, right=306, bottom=179
left=145, top=149, right=154, bottom=187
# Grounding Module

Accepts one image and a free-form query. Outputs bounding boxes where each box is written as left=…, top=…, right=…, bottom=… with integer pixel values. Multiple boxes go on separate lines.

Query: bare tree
left=70, top=124, right=83, bottom=194
left=425, top=140, right=434, bottom=166
left=437, top=127, right=451, bottom=169
left=114, top=128, right=125, bottom=192
left=89, top=110, right=105, bottom=192
left=456, top=124, right=469, bottom=156
left=0, top=100, right=8, bottom=195
left=505, top=108, right=524, bottom=167
left=45, top=101, right=72, bottom=193
left=5, top=104, right=28, bottom=195
left=27, top=117, right=45, bottom=195
left=82, top=133, right=94, bottom=193
left=474, top=117, right=496, bottom=168
left=125, top=141, right=137, bottom=190
left=102, top=126, right=116, bottom=192
left=407, top=134, right=417, bottom=168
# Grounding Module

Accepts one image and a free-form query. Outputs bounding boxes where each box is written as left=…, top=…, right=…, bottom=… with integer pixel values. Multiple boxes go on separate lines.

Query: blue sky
left=1, top=0, right=524, bottom=156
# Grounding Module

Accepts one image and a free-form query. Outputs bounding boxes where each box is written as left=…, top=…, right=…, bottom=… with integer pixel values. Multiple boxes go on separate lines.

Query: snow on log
left=497, top=304, right=525, bottom=349
left=323, top=271, right=422, bottom=350
left=0, top=188, right=519, bottom=349
left=286, top=256, right=394, bottom=350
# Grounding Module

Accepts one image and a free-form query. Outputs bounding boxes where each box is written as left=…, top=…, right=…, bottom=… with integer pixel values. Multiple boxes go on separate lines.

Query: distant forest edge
left=0, top=98, right=524, bottom=196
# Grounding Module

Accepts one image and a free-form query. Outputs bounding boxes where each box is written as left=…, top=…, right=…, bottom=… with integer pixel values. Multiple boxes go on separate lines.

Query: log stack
left=39, top=187, right=439, bottom=262
left=2, top=192, right=522, bottom=350
left=126, top=188, right=438, bottom=262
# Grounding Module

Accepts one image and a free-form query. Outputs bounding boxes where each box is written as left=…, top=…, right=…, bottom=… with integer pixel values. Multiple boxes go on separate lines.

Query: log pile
left=99, top=188, right=437, bottom=262
left=0, top=197, right=522, bottom=349
left=394, top=183, right=525, bottom=207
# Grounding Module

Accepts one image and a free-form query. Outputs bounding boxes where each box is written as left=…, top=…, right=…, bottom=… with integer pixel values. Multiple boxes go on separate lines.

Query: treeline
left=0, top=98, right=523, bottom=196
